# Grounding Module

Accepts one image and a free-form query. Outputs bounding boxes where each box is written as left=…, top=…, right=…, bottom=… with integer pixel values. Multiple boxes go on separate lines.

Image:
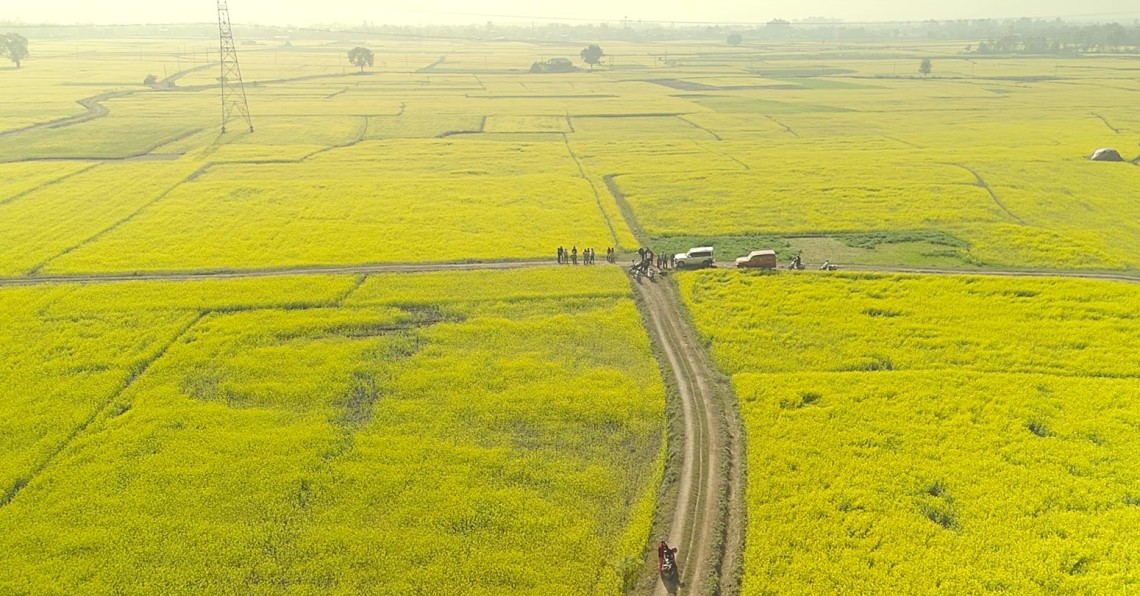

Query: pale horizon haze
left=2, top=0, right=1139, bottom=27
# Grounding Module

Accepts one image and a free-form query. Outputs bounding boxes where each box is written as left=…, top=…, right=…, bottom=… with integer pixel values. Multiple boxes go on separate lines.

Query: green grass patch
left=835, top=230, right=969, bottom=250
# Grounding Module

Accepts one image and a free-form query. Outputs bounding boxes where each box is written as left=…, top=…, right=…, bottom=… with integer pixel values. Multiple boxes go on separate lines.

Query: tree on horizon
left=348, top=46, right=374, bottom=73
left=580, top=44, right=604, bottom=71
left=1, top=33, right=30, bottom=68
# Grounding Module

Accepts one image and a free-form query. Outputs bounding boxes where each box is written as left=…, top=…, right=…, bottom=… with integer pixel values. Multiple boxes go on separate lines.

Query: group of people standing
left=637, top=247, right=675, bottom=270
left=557, top=246, right=616, bottom=265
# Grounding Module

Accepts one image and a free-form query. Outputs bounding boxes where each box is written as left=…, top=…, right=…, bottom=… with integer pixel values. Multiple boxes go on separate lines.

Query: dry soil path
left=0, top=260, right=552, bottom=287
left=635, top=274, right=744, bottom=596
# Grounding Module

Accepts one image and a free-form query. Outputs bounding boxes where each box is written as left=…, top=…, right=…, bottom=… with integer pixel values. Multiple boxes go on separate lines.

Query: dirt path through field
left=0, top=260, right=554, bottom=287
left=635, top=274, right=744, bottom=596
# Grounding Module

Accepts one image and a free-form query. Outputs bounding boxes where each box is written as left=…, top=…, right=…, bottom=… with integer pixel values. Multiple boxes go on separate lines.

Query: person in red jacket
left=657, top=540, right=678, bottom=575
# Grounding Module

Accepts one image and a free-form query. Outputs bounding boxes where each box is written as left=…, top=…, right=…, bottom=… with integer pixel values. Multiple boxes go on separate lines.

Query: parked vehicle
left=735, top=250, right=778, bottom=269
left=674, top=246, right=714, bottom=269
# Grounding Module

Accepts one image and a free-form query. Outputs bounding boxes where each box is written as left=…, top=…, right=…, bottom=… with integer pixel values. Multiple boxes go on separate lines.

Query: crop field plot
left=0, top=115, right=205, bottom=162
left=678, top=270, right=1140, bottom=592
left=0, top=267, right=665, bottom=593
left=602, top=73, right=1140, bottom=270
left=364, top=113, right=486, bottom=140
left=484, top=115, right=573, bottom=134
left=0, top=274, right=358, bottom=506
left=34, top=135, right=623, bottom=273
left=0, top=160, right=205, bottom=276
left=0, top=162, right=93, bottom=202
left=44, top=172, right=614, bottom=273
left=571, top=116, right=720, bottom=142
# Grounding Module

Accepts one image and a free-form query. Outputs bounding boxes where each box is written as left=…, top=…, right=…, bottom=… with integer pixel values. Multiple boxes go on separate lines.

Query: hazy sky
left=3, top=0, right=1139, bottom=26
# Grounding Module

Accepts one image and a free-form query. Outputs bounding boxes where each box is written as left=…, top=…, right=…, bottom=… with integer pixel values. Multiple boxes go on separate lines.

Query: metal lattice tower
left=217, top=0, right=253, bottom=133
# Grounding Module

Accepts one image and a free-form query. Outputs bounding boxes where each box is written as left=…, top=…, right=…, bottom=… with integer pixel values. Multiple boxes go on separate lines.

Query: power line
left=217, top=0, right=253, bottom=134
left=3, top=10, right=1140, bottom=30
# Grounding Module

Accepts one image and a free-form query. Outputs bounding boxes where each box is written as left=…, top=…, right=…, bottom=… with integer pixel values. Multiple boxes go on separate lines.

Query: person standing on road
left=571, top=246, right=578, bottom=265
left=557, top=246, right=563, bottom=264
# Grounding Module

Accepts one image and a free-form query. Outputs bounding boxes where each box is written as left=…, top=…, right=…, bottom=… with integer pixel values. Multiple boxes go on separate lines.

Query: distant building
left=530, top=57, right=578, bottom=73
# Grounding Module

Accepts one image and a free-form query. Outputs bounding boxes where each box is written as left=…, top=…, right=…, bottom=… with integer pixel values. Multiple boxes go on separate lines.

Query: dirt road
left=0, top=260, right=553, bottom=287
left=635, top=275, right=744, bottom=596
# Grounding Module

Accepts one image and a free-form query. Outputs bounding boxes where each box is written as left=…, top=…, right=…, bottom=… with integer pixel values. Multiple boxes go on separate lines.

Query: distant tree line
left=2, top=19, right=1138, bottom=50
left=967, top=23, right=1140, bottom=55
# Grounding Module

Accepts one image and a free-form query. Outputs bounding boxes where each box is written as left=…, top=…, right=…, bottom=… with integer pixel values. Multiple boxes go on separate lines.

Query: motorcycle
left=658, top=543, right=679, bottom=580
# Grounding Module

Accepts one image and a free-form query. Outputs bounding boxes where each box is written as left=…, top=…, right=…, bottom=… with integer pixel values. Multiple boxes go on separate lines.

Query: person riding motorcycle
left=657, top=540, right=678, bottom=576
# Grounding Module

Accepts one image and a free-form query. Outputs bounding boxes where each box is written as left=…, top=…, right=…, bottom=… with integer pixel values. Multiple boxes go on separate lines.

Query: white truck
left=674, top=246, right=715, bottom=269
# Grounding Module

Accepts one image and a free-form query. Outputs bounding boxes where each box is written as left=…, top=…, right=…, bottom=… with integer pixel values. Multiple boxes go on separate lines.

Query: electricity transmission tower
left=217, top=0, right=253, bottom=133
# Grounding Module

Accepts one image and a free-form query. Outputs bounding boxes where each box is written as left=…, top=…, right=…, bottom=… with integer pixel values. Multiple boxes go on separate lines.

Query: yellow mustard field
left=4, top=39, right=1138, bottom=274
left=2, top=33, right=1140, bottom=593
left=0, top=267, right=665, bottom=593
left=677, top=270, right=1140, bottom=593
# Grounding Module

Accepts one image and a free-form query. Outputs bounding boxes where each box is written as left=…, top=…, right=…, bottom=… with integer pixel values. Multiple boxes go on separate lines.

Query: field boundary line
left=0, top=91, right=133, bottom=139
left=0, top=63, right=214, bottom=140
left=1092, top=112, right=1121, bottom=134
left=27, top=163, right=213, bottom=276
left=831, top=264, right=1140, bottom=285
left=5, top=260, right=556, bottom=287
left=0, top=164, right=101, bottom=208
left=951, top=163, right=1026, bottom=225
left=0, top=312, right=205, bottom=509
left=675, top=115, right=723, bottom=141
left=764, top=115, right=799, bottom=137
left=3, top=128, right=206, bottom=165
left=336, top=274, right=370, bottom=305
left=416, top=55, right=448, bottom=73
left=692, top=140, right=752, bottom=171
left=561, top=134, right=625, bottom=250
left=300, top=115, right=371, bottom=160
left=602, top=174, right=652, bottom=244
left=885, top=135, right=922, bottom=149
